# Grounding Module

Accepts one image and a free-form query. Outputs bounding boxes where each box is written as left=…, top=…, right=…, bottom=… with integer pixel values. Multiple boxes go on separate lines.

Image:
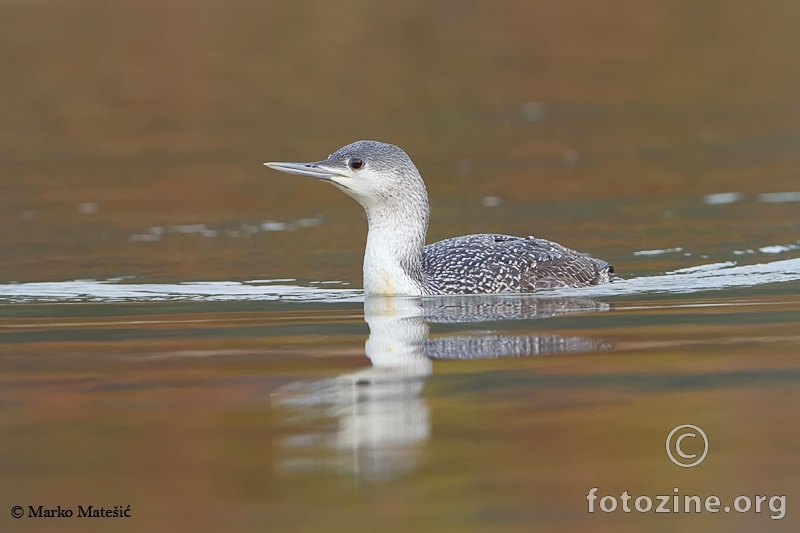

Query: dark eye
left=349, top=158, right=364, bottom=170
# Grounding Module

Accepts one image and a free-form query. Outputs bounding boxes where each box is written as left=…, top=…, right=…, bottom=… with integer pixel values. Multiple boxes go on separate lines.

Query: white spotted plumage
left=421, top=234, right=612, bottom=294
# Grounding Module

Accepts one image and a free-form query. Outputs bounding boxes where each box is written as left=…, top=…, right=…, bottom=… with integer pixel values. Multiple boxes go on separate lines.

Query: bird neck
left=362, top=199, right=429, bottom=296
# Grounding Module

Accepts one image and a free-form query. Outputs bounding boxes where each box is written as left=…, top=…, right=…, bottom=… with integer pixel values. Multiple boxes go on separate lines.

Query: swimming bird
left=265, top=141, right=613, bottom=296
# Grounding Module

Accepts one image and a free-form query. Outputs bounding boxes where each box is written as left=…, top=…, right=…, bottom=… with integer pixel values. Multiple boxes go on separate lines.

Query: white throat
left=362, top=203, right=428, bottom=296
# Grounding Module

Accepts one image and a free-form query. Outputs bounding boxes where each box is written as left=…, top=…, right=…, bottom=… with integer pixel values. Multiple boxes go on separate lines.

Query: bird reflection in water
left=273, top=295, right=611, bottom=481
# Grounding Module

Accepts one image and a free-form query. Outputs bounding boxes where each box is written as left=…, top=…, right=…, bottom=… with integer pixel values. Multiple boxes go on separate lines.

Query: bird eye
left=348, top=158, right=364, bottom=170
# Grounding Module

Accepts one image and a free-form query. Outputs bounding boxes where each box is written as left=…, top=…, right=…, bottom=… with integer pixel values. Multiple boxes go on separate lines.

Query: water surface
left=2, top=1, right=800, bottom=531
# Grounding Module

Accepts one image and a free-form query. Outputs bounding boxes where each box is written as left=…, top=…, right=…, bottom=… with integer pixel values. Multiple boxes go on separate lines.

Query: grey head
left=265, top=140, right=428, bottom=210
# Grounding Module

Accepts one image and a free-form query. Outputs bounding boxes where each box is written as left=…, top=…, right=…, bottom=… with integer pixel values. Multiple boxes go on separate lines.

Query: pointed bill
left=263, top=161, right=340, bottom=181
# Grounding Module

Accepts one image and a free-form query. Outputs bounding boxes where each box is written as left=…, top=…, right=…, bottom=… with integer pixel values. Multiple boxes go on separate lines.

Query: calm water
left=2, top=1, right=800, bottom=532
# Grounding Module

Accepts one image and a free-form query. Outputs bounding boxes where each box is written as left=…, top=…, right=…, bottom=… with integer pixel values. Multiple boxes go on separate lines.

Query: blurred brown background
left=2, top=0, right=799, bottom=282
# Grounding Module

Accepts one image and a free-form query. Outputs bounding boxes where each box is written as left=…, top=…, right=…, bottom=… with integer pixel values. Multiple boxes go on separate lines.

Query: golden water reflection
left=1, top=289, right=799, bottom=532
left=274, top=296, right=610, bottom=481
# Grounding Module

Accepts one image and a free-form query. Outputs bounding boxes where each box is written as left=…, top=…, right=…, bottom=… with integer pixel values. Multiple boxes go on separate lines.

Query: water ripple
left=558, top=257, right=800, bottom=297
left=0, top=280, right=363, bottom=303
left=1, top=258, right=799, bottom=302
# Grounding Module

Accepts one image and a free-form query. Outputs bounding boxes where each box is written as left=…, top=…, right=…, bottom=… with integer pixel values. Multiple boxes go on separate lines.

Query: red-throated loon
left=265, top=140, right=613, bottom=296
